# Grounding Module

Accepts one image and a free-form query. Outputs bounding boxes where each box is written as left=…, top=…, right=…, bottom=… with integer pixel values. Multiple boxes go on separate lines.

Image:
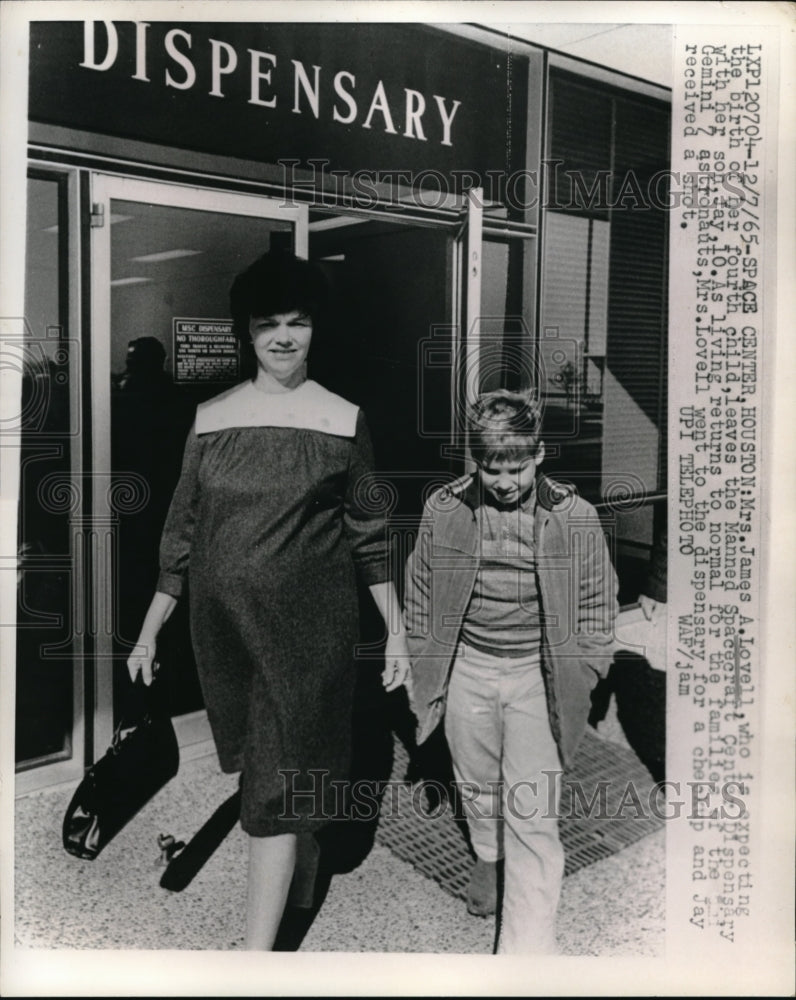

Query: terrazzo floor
left=13, top=734, right=664, bottom=956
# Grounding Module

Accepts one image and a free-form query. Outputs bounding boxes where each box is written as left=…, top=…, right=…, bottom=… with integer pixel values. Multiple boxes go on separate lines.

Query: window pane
left=539, top=212, right=606, bottom=499
left=549, top=76, right=612, bottom=217
left=545, top=76, right=670, bottom=602
left=602, top=99, right=669, bottom=498
left=479, top=238, right=535, bottom=393
left=17, top=175, right=74, bottom=767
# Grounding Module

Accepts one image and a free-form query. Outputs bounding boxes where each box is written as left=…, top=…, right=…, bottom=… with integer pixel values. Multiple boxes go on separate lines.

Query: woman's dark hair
left=229, top=251, right=329, bottom=340
left=467, top=389, right=543, bottom=465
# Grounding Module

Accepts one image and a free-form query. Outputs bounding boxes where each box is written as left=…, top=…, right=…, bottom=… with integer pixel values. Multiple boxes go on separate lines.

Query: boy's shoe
left=466, top=857, right=497, bottom=916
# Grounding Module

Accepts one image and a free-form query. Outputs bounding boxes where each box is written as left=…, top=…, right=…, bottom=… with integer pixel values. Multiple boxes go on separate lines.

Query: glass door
left=90, top=174, right=307, bottom=755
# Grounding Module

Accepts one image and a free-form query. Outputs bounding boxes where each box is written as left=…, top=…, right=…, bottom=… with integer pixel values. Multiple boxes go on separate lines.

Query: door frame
left=15, top=165, right=86, bottom=795
left=89, top=174, right=308, bottom=758
left=452, top=188, right=483, bottom=467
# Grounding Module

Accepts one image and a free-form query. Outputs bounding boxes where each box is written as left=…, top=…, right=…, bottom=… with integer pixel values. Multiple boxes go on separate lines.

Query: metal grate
left=374, top=730, right=664, bottom=901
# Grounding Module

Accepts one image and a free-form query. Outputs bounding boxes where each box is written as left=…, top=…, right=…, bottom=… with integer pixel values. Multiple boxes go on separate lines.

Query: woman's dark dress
left=157, top=380, right=388, bottom=835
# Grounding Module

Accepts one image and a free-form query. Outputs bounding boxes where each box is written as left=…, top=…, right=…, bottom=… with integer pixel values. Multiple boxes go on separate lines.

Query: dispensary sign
left=173, top=319, right=238, bottom=384
left=28, top=21, right=529, bottom=183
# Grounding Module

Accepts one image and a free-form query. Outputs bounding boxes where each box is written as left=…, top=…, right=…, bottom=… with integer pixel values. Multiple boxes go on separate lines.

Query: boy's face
left=478, top=444, right=545, bottom=507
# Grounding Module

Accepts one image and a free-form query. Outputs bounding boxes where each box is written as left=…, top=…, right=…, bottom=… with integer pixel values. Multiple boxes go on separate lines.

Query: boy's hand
left=638, top=594, right=658, bottom=621
left=382, top=633, right=410, bottom=692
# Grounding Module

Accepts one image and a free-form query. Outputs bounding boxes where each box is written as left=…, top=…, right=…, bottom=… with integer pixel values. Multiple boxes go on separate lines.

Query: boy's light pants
left=444, top=642, right=564, bottom=954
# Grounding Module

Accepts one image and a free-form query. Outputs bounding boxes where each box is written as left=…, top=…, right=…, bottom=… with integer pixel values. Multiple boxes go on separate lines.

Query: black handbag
left=62, top=685, right=180, bottom=860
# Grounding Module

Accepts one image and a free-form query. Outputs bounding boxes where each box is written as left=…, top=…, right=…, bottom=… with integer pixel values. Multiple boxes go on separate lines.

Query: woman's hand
left=382, top=632, right=410, bottom=692
left=367, top=582, right=411, bottom=693
left=127, top=639, right=159, bottom=686
left=126, top=592, right=179, bottom=685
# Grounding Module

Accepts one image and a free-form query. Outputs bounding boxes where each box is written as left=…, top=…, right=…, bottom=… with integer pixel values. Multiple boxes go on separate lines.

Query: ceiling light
left=131, top=249, right=204, bottom=263
left=308, top=216, right=369, bottom=232
left=111, top=277, right=152, bottom=286
left=42, top=213, right=133, bottom=234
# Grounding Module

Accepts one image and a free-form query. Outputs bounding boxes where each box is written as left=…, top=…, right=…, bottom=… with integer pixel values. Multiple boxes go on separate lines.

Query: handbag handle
left=114, top=674, right=171, bottom=747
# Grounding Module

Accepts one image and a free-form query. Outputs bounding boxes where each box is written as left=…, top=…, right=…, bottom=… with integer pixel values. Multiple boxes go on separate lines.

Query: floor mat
left=374, top=729, right=664, bottom=901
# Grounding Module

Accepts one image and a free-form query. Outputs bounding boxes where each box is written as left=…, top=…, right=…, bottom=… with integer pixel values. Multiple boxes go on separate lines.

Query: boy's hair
left=467, top=389, right=543, bottom=465
left=229, top=250, right=329, bottom=340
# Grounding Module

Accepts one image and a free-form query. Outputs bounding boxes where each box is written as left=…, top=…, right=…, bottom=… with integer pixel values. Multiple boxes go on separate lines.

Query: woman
left=128, top=250, right=408, bottom=949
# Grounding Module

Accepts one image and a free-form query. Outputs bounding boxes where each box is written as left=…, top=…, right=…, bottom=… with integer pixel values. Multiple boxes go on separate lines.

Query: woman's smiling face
left=249, top=310, right=312, bottom=386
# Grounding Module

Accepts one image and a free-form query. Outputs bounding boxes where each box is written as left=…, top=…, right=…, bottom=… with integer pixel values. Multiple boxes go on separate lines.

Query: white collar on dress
left=195, top=379, right=358, bottom=438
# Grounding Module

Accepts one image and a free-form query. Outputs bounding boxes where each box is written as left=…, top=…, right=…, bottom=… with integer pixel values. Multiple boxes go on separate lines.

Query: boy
left=404, top=389, right=618, bottom=954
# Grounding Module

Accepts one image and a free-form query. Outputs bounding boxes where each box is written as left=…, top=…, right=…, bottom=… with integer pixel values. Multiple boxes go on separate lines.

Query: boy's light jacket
left=404, top=473, right=619, bottom=769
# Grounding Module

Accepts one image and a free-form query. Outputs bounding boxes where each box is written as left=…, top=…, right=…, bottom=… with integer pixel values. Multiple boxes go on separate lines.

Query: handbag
left=62, top=682, right=180, bottom=860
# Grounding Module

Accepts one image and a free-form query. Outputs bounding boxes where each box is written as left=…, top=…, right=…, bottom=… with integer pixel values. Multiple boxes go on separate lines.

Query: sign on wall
left=173, top=318, right=238, bottom=383
left=28, top=21, right=531, bottom=190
